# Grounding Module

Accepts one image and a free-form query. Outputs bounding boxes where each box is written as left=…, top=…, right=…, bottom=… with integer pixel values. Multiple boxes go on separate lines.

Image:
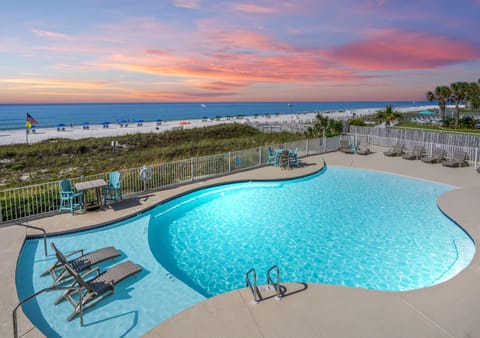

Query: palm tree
left=375, top=105, right=400, bottom=127
left=450, top=82, right=469, bottom=128
left=305, top=114, right=343, bottom=138
left=426, top=86, right=451, bottom=120
left=465, top=80, right=480, bottom=110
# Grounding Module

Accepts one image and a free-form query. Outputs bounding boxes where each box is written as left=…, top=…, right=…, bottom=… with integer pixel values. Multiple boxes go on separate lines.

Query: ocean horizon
left=0, top=101, right=429, bottom=131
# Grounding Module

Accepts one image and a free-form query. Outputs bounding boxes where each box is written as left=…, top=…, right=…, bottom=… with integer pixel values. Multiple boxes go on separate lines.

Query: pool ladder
left=245, top=265, right=281, bottom=304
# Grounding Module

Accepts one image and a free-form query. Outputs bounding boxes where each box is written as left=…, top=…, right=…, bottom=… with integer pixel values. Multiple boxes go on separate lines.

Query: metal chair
left=103, top=171, right=122, bottom=205
left=58, top=180, right=83, bottom=215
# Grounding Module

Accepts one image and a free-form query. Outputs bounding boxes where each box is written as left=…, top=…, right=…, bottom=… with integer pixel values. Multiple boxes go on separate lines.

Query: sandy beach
left=0, top=106, right=436, bottom=146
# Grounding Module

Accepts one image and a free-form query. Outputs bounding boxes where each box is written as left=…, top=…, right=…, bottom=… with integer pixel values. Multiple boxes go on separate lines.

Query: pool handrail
left=267, top=265, right=281, bottom=299
left=17, top=223, right=48, bottom=256
left=245, top=268, right=259, bottom=303
left=13, top=285, right=84, bottom=338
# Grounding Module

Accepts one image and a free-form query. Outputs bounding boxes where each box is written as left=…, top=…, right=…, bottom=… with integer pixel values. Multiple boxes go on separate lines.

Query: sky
left=1, top=0, right=479, bottom=104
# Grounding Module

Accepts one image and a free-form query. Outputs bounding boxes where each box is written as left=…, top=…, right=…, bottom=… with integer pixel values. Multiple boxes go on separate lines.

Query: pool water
left=16, top=166, right=475, bottom=337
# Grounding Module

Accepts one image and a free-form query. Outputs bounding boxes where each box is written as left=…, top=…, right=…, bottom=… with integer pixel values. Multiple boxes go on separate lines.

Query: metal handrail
left=267, top=265, right=281, bottom=299
left=17, top=223, right=48, bottom=256
left=245, top=268, right=259, bottom=303
left=13, top=285, right=84, bottom=338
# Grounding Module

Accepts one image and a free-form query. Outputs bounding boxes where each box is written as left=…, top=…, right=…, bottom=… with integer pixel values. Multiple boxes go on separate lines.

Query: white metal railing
left=349, top=132, right=480, bottom=167
left=0, top=137, right=339, bottom=224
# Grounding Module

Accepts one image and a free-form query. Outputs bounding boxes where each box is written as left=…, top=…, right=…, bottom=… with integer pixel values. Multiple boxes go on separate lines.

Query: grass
left=395, top=121, right=480, bottom=135
left=0, top=123, right=305, bottom=189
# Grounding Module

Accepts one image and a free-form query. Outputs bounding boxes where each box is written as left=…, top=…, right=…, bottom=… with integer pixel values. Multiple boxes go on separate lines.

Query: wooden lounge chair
left=356, top=142, right=370, bottom=155
left=383, top=143, right=404, bottom=157
left=442, top=151, right=468, bottom=168
left=402, top=145, right=425, bottom=160
left=421, top=148, right=445, bottom=164
left=52, top=243, right=142, bottom=321
left=43, top=243, right=121, bottom=286
left=339, top=140, right=354, bottom=154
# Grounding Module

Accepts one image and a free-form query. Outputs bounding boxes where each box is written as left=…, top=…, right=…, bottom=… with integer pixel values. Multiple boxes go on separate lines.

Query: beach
left=0, top=106, right=436, bottom=146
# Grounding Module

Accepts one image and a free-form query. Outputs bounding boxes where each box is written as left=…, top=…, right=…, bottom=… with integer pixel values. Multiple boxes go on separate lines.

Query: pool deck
left=3, top=151, right=480, bottom=337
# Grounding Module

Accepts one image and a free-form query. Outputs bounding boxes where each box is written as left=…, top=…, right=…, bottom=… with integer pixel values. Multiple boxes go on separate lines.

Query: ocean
left=0, top=101, right=428, bottom=130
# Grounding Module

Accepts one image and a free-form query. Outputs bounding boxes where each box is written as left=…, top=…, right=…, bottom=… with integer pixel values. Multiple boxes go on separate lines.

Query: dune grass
left=0, top=123, right=304, bottom=189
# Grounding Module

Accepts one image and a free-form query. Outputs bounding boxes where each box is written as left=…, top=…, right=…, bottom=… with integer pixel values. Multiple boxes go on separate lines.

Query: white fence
left=0, top=137, right=339, bottom=224
left=349, top=126, right=480, bottom=166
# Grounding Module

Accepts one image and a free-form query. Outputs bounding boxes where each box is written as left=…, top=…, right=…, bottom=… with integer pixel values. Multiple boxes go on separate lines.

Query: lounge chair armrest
left=81, top=267, right=101, bottom=279
left=64, top=249, right=84, bottom=258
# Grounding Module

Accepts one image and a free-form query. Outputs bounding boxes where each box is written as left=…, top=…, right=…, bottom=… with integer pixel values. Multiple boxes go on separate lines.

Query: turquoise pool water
left=16, top=166, right=475, bottom=337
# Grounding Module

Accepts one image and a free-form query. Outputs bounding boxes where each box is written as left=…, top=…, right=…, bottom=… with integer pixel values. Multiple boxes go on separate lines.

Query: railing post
left=228, top=152, right=231, bottom=173
left=306, top=139, right=309, bottom=157
left=259, top=146, right=262, bottom=165
left=191, top=157, right=195, bottom=182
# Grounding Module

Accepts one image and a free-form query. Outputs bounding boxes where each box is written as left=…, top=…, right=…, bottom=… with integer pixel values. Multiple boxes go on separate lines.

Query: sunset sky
left=1, top=0, right=479, bottom=103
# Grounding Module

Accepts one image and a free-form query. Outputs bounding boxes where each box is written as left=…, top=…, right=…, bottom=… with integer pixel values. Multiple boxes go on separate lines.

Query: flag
left=26, top=113, right=39, bottom=125
left=25, top=121, right=32, bottom=129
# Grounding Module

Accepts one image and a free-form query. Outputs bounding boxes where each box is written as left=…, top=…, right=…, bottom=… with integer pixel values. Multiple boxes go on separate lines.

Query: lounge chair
left=383, top=143, right=404, bottom=157
left=421, top=148, right=445, bottom=164
left=442, top=151, right=468, bottom=168
left=52, top=244, right=142, bottom=321
left=339, top=140, right=354, bottom=154
left=402, top=145, right=425, bottom=160
left=43, top=243, right=121, bottom=285
left=356, top=142, right=370, bottom=155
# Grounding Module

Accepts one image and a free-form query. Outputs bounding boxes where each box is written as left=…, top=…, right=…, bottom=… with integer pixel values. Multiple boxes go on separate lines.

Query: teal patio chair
left=58, top=180, right=83, bottom=215
left=289, top=147, right=300, bottom=167
left=267, top=146, right=276, bottom=165
left=104, top=171, right=122, bottom=205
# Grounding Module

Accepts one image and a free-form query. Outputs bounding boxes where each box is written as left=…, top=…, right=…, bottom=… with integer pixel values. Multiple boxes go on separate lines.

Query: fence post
left=191, top=157, right=195, bottom=182
left=306, top=139, right=309, bottom=157
left=323, top=136, right=327, bottom=153
left=228, top=152, right=231, bottom=173
left=259, top=146, right=262, bottom=165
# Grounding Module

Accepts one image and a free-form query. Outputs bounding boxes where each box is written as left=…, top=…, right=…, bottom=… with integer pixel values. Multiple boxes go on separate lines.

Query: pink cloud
left=31, top=29, right=72, bottom=41
left=330, top=28, right=480, bottom=71
left=173, top=0, right=201, bottom=9
left=231, top=3, right=278, bottom=14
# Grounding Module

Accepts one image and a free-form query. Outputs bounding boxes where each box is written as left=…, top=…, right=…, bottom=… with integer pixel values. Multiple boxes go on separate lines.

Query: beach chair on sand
left=42, top=243, right=121, bottom=286
left=442, top=151, right=468, bottom=168
left=51, top=243, right=142, bottom=321
left=402, top=145, right=425, bottom=160
left=339, top=140, right=354, bottom=154
left=421, top=148, right=445, bottom=164
left=383, top=143, right=404, bottom=157
left=356, top=142, right=370, bottom=155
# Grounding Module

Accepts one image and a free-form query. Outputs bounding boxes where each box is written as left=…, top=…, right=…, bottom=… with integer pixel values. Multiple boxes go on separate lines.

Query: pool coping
left=3, top=152, right=480, bottom=337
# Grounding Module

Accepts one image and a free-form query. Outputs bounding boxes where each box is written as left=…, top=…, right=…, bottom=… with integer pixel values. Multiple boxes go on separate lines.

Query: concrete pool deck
left=2, top=151, right=480, bottom=337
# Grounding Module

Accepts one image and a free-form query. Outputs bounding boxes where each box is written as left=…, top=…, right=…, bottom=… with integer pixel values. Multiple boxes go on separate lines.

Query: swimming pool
left=16, top=166, right=475, bottom=337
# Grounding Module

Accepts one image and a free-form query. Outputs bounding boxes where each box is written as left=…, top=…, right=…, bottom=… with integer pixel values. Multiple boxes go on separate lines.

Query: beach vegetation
left=375, top=105, right=401, bottom=127
left=0, top=123, right=304, bottom=189
left=348, top=118, right=367, bottom=126
left=305, top=114, right=343, bottom=137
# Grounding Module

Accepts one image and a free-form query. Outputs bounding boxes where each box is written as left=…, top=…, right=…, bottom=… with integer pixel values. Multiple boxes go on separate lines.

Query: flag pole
left=25, top=112, right=29, bottom=144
